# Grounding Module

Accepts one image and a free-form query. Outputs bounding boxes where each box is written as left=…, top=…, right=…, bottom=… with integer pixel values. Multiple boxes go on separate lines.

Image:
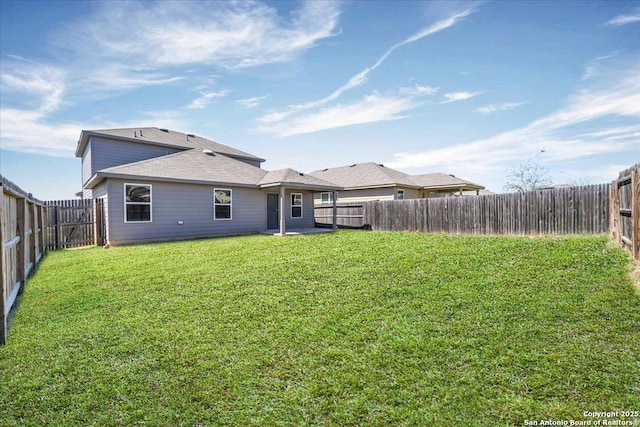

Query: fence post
left=632, top=166, right=640, bottom=261
left=29, top=201, right=36, bottom=272
left=610, top=179, right=620, bottom=245
left=16, top=198, right=27, bottom=297
left=54, top=205, right=60, bottom=250
left=0, top=186, right=6, bottom=345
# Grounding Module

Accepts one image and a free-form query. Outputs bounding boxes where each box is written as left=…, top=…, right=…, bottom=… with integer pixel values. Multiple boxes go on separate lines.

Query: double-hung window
left=291, top=193, right=303, bottom=218
left=321, top=192, right=333, bottom=203
left=214, top=189, right=232, bottom=220
left=124, top=183, right=152, bottom=222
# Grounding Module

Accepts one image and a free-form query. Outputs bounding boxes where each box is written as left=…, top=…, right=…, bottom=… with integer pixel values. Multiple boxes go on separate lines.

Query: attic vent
left=202, top=149, right=215, bottom=156
left=159, top=128, right=169, bottom=133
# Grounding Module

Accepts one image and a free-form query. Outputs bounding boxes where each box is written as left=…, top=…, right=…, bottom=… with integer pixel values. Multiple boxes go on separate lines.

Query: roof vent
left=299, top=172, right=304, bottom=176
left=134, top=131, right=137, bottom=137
left=322, top=168, right=328, bottom=172
left=202, top=149, right=215, bottom=156
left=379, top=164, right=384, bottom=167
left=159, top=128, right=169, bottom=133
left=140, top=130, right=144, bottom=137
left=449, top=174, right=455, bottom=177
left=350, top=164, right=356, bottom=167
left=187, top=134, right=195, bottom=138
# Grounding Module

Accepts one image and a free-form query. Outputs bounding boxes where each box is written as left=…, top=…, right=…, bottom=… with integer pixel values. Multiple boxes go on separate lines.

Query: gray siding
left=82, top=142, right=93, bottom=186
left=91, top=136, right=182, bottom=175
left=106, top=179, right=266, bottom=245
left=239, top=159, right=262, bottom=168
left=284, top=190, right=315, bottom=229
left=92, top=182, right=109, bottom=244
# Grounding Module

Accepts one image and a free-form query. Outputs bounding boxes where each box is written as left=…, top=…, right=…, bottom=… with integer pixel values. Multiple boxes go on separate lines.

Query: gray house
left=309, top=162, right=485, bottom=204
left=77, top=128, right=341, bottom=245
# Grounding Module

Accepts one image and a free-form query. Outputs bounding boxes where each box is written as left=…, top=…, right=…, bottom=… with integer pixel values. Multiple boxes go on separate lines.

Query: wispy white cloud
left=604, top=8, right=640, bottom=26
left=476, top=101, right=526, bottom=115
left=257, top=6, right=477, bottom=124
left=186, top=89, right=230, bottom=109
left=388, top=59, right=640, bottom=172
left=399, top=84, right=439, bottom=96
left=63, top=1, right=341, bottom=70
left=236, top=95, right=269, bottom=108
left=82, top=65, right=183, bottom=91
left=443, top=91, right=482, bottom=103
left=1, top=63, right=65, bottom=112
left=258, top=92, right=423, bottom=137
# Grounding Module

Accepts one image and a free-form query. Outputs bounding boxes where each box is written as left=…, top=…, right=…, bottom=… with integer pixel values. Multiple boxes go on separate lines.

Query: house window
left=124, top=183, right=152, bottom=222
left=214, top=189, right=232, bottom=220
left=396, top=189, right=405, bottom=200
left=291, top=193, right=303, bottom=218
left=321, top=192, right=333, bottom=203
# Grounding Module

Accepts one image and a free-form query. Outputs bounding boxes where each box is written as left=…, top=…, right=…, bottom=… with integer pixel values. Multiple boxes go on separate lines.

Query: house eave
left=342, top=183, right=422, bottom=191
left=259, top=182, right=343, bottom=192
left=86, top=172, right=260, bottom=189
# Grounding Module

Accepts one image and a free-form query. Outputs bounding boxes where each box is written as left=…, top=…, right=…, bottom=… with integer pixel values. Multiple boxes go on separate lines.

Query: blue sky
left=1, top=0, right=639, bottom=200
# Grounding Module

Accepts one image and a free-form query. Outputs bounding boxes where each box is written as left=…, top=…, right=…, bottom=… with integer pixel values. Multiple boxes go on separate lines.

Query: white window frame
left=291, top=192, right=303, bottom=218
left=214, top=188, right=232, bottom=220
left=396, top=189, right=405, bottom=200
left=321, top=192, right=333, bottom=204
left=124, top=183, right=152, bottom=223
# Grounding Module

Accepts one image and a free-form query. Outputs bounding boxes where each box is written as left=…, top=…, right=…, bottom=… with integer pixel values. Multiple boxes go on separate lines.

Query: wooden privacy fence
left=610, top=163, right=640, bottom=260
left=1, top=175, right=47, bottom=345
left=45, top=199, right=106, bottom=249
left=315, top=203, right=365, bottom=228
left=361, top=184, right=611, bottom=236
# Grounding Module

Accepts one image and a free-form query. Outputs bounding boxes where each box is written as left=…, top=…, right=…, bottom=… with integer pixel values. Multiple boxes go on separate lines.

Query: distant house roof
left=86, top=149, right=341, bottom=191
left=309, top=162, right=485, bottom=191
left=75, top=127, right=265, bottom=163
left=309, top=162, right=420, bottom=190
left=411, top=173, right=484, bottom=191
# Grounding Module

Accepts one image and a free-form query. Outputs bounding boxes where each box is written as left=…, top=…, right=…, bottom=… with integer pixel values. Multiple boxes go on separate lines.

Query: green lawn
left=1, top=231, right=639, bottom=426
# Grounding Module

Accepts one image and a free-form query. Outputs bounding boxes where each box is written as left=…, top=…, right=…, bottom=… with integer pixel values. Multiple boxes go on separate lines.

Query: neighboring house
left=309, top=162, right=485, bottom=204
left=411, top=173, right=486, bottom=198
left=76, top=127, right=341, bottom=245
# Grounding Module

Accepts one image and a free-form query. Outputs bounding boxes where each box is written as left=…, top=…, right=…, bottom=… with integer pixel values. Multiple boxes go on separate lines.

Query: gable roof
left=259, top=169, right=341, bottom=191
left=309, top=162, right=420, bottom=190
left=86, top=149, right=268, bottom=189
left=86, top=149, right=342, bottom=191
left=76, top=127, right=265, bottom=163
left=412, top=173, right=484, bottom=191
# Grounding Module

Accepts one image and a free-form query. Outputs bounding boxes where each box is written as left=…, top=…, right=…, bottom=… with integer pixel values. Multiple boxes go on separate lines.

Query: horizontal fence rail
left=1, top=175, right=47, bottom=345
left=610, top=163, right=639, bottom=260
left=315, top=203, right=365, bottom=228
left=362, top=184, right=611, bottom=236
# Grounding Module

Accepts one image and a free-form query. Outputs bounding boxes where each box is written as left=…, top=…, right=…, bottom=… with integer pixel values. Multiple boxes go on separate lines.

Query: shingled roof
left=259, top=169, right=341, bottom=191
left=86, top=149, right=267, bottom=189
left=76, top=127, right=265, bottom=163
left=411, top=173, right=484, bottom=191
left=309, top=162, right=420, bottom=189
left=86, top=149, right=341, bottom=191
